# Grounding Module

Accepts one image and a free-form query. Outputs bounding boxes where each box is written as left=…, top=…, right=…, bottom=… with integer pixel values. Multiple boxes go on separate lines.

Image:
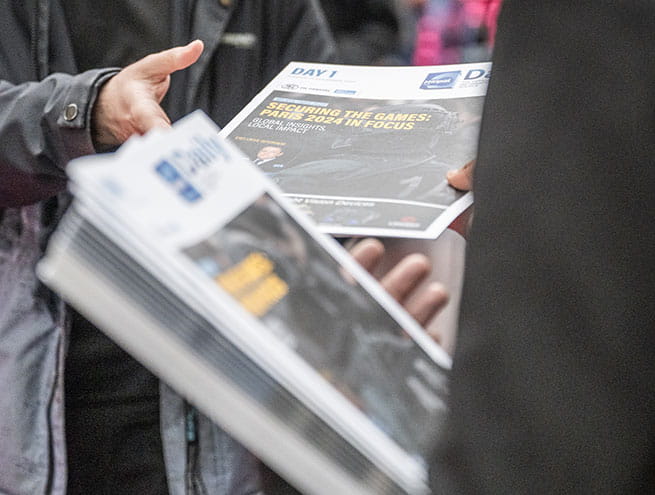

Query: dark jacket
left=432, top=1, right=655, bottom=493
left=318, top=0, right=400, bottom=65
left=0, top=1, right=335, bottom=493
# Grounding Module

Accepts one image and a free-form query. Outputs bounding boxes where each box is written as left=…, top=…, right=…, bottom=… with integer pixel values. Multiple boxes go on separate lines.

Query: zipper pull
left=185, top=406, right=197, bottom=444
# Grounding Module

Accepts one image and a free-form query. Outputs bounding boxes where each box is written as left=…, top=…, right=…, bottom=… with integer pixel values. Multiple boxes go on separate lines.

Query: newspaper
left=37, top=112, right=451, bottom=495
left=221, top=61, right=489, bottom=239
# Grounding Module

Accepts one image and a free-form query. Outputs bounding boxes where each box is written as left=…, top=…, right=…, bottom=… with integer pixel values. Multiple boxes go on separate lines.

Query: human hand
left=348, top=238, right=448, bottom=328
left=92, top=40, right=204, bottom=151
left=446, top=159, right=475, bottom=191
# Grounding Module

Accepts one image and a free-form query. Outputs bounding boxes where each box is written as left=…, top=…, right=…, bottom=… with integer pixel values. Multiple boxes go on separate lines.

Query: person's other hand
left=92, top=40, right=204, bottom=151
left=447, top=160, right=475, bottom=238
left=447, top=159, right=474, bottom=191
left=349, top=238, right=448, bottom=328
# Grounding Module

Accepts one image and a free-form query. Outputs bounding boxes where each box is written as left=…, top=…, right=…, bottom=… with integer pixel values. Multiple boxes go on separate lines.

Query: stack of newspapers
left=37, top=111, right=452, bottom=495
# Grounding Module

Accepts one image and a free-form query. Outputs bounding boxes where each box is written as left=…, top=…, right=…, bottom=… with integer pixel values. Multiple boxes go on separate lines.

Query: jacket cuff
left=53, top=68, right=120, bottom=169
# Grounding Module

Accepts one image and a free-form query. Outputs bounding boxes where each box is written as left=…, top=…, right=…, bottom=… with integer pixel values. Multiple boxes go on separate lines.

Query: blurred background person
left=413, top=0, right=502, bottom=65
left=318, top=0, right=402, bottom=65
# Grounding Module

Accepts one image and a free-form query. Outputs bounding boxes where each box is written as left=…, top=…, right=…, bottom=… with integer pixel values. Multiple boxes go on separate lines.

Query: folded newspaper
left=221, top=61, right=489, bottom=239
left=37, top=112, right=451, bottom=495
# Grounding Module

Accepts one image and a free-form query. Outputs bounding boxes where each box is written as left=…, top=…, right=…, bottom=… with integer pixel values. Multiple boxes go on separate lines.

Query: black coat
left=432, top=1, right=655, bottom=493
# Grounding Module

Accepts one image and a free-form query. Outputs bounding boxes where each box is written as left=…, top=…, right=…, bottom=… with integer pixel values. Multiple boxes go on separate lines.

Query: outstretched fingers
left=348, top=237, right=450, bottom=333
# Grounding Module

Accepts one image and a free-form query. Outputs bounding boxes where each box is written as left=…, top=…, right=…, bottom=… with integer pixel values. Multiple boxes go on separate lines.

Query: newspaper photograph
left=221, top=62, right=489, bottom=238
left=183, top=192, right=449, bottom=460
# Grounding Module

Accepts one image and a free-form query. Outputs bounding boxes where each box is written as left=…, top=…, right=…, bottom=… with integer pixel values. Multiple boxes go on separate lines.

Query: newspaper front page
left=221, top=62, right=489, bottom=239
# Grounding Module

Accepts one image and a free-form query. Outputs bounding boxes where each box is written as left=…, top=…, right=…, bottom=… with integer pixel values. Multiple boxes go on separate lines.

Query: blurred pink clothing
left=413, top=0, right=502, bottom=65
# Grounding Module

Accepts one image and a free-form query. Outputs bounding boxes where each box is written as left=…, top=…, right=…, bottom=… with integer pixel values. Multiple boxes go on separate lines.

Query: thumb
left=447, top=159, right=475, bottom=191
left=136, top=40, right=204, bottom=80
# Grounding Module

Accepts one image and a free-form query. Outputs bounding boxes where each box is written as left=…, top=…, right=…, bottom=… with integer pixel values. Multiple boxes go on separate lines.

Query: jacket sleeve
left=0, top=68, right=118, bottom=207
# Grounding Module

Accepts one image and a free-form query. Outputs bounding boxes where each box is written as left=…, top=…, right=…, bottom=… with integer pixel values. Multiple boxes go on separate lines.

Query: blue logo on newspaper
left=155, top=160, right=202, bottom=202
left=421, top=71, right=461, bottom=90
